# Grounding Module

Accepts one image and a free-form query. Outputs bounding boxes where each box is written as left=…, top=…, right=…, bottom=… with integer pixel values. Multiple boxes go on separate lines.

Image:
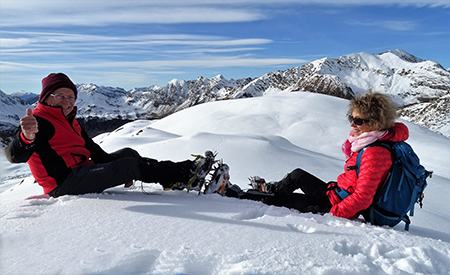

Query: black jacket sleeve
left=5, top=126, right=36, bottom=163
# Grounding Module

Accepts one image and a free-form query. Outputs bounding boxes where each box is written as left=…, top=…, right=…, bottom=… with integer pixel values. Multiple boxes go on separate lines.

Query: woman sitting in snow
left=216, top=90, right=408, bottom=220
left=5, top=73, right=212, bottom=197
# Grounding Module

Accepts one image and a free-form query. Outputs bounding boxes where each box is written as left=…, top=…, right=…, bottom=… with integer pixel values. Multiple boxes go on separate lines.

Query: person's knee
left=112, top=148, right=141, bottom=159
left=112, top=157, right=141, bottom=179
left=289, top=168, right=307, bottom=179
left=276, top=168, right=306, bottom=193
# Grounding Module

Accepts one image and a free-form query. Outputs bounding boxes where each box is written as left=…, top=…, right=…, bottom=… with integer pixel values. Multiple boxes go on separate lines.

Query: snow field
left=1, top=92, right=449, bottom=274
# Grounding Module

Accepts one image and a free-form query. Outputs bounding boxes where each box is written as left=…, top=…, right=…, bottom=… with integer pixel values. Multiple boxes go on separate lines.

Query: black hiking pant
left=226, top=168, right=332, bottom=214
left=49, top=148, right=193, bottom=197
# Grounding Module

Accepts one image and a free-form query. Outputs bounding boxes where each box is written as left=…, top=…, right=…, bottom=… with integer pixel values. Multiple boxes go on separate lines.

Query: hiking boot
left=248, top=176, right=277, bottom=193
left=204, top=161, right=231, bottom=196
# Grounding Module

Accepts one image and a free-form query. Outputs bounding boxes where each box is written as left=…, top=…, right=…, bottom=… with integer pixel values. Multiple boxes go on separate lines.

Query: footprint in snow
left=232, top=206, right=268, bottom=220
left=6, top=195, right=57, bottom=220
left=287, top=223, right=316, bottom=233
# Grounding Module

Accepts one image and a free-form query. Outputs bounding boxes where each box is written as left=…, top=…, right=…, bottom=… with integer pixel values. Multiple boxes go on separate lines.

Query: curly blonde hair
left=347, top=90, right=399, bottom=131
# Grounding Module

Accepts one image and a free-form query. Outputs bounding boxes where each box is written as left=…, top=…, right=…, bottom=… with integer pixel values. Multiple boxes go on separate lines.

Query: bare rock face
left=400, top=96, right=450, bottom=137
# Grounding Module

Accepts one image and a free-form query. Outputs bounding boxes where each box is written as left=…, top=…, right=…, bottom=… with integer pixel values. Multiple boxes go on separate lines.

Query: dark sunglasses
left=348, top=115, right=369, bottom=126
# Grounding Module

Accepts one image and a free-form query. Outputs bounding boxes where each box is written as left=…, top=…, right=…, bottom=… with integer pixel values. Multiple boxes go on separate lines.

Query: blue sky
left=1, top=0, right=449, bottom=94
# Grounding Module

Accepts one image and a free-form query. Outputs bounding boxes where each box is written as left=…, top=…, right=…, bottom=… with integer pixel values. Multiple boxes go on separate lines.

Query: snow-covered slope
left=1, top=93, right=450, bottom=275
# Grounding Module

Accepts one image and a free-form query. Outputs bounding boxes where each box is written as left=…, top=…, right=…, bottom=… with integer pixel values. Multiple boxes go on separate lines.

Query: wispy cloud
left=0, top=31, right=274, bottom=64
left=0, top=56, right=306, bottom=71
left=1, top=4, right=265, bottom=27
left=0, top=32, right=272, bottom=48
left=349, top=20, right=418, bottom=31
left=2, top=0, right=449, bottom=27
left=84, top=57, right=307, bottom=69
left=0, top=38, right=30, bottom=47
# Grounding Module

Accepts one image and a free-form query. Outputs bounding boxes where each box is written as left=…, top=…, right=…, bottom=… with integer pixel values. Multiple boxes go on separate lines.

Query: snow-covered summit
left=309, top=50, right=448, bottom=104
left=210, top=74, right=226, bottom=84
left=382, top=49, right=425, bottom=63
left=10, top=91, right=39, bottom=104
left=76, top=84, right=140, bottom=120
left=77, top=83, right=128, bottom=98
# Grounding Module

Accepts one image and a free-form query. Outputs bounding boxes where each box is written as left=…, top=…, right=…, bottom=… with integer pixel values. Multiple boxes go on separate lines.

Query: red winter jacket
left=5, top=103, right=114, bottom=194
left=327, top=123, right=409, bottom=219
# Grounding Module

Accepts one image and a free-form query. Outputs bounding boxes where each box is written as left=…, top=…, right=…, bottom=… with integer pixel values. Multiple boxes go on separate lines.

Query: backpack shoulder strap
left=356, top=141, right=393, bottom=177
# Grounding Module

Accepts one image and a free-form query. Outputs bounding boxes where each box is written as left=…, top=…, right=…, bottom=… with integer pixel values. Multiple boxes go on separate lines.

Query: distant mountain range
left=1, top=49, right=449, bottom=143
left=10, top=91, right=39, bottom=105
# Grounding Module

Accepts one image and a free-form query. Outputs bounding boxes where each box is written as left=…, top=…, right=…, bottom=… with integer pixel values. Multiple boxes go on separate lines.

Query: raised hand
left=20, top=108, right=39, bottom=141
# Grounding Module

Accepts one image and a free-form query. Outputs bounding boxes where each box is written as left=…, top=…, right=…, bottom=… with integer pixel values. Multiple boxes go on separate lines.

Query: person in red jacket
left=222, top=90, right=408, bottom=220
left=5, top=73, right=210, bottom=197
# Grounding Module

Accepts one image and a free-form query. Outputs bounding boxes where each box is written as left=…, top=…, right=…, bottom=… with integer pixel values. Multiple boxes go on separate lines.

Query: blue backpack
left=356, top=141, right=432, bottom=231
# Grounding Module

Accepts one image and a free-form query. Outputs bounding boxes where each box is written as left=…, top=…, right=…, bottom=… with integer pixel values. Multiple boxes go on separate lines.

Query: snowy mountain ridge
left=0, top=90, right=28, bottom=142
left=10, top=91, right=39, bottom=104
left=314, top=49, right=448, bottom=105
left=1, top=49, right=449, bottom=140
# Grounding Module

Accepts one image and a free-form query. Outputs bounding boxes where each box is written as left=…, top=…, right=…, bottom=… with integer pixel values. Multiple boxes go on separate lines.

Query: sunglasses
left=348, top=115, right=369, bottom=126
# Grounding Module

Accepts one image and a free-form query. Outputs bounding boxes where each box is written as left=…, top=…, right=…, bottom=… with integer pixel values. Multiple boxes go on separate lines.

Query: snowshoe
left=204, top=160, right=231, bottom=196
left=248, top=176, right=276, bottom=193
left=167, top=150, right=217, bottom=192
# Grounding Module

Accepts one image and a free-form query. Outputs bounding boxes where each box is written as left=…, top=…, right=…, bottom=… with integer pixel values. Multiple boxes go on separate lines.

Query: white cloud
left=0, top=56, right=306, bottom=75
left=382, top=20, right=418, bottom=31
left=85, top=57, right=307, bottom=68
left=0, top=38, right=30, bottom=48
left=0, top=61, right=44, bottom=71
left=0, top=5, right=265, bottom=27
left=0, top=31, right=274, bottom=66
left=2, top=0, right=448, bottom=27
left=350, top=20, right=417, bottom=31
left=0, top=31, right=271, bottom=48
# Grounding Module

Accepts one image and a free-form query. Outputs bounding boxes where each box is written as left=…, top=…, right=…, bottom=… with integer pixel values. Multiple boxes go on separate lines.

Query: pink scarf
left=342, top=130, right=387, bottom=160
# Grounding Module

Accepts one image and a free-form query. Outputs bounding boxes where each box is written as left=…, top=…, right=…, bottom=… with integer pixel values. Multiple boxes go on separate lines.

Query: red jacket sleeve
left=330, top=146, right=392, bottom=219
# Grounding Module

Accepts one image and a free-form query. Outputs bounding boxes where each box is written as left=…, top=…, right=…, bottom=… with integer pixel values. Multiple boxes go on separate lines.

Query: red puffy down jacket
left=327, top=123, right=409, bottom=219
